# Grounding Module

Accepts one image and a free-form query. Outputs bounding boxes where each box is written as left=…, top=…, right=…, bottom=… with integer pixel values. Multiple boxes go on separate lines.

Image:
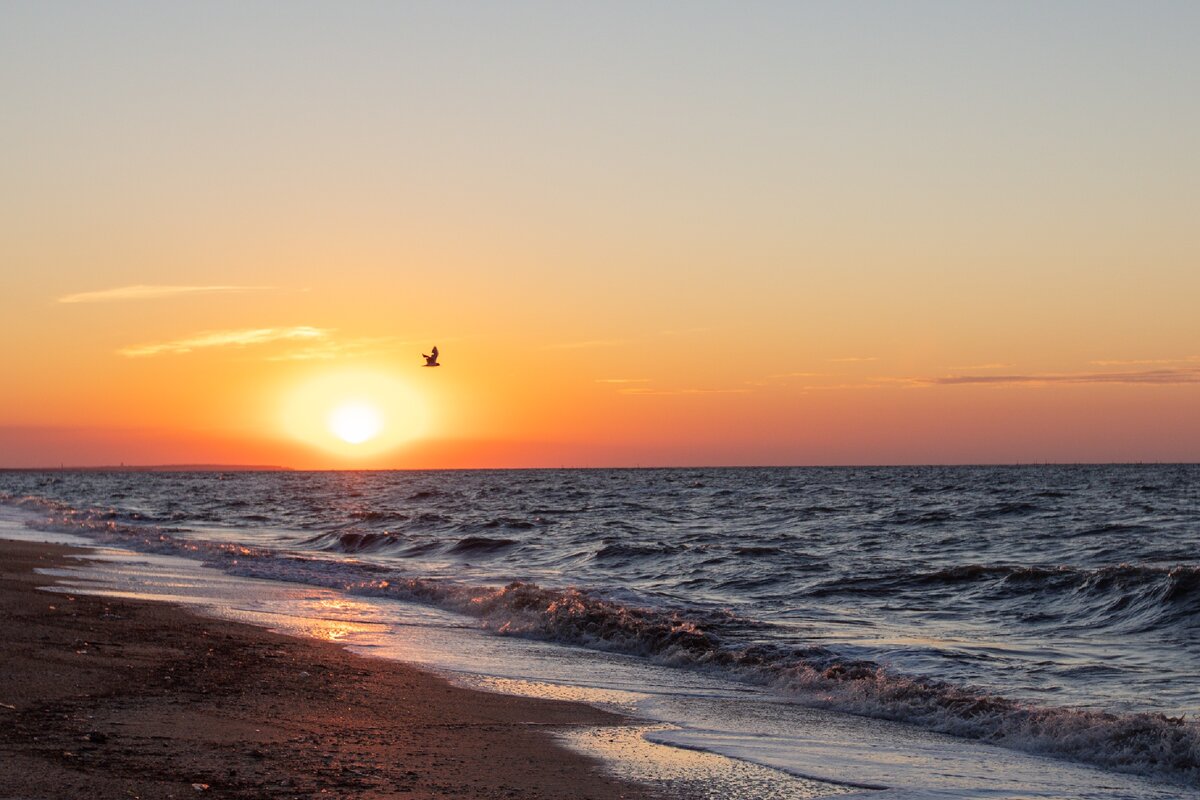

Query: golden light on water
left=281, top=368, right=428, bottom=458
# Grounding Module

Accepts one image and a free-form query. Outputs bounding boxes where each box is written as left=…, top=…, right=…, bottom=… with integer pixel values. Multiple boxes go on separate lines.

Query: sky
left=2, top=1, right=1198, bottom=468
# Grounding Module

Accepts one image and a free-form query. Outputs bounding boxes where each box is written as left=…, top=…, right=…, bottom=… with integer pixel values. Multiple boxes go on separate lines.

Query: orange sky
left=1, top=4, right=1198, bottom=468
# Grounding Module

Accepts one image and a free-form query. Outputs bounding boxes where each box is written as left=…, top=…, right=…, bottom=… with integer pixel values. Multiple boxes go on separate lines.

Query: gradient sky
left=2, top=1, right=1198, bottom=468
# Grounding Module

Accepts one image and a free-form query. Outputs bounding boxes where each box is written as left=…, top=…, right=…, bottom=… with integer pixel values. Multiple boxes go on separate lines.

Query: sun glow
left=281, top=369, right=429, bottom=458
left=328, top=402, right=383, bottom=444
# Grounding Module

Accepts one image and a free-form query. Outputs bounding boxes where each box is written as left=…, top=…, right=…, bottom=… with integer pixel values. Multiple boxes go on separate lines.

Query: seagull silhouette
left=422, top=346, right=440, bottom=367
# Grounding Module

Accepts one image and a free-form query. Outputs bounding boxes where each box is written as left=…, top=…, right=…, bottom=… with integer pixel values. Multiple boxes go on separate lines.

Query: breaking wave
left=300, top=529, right=402, bottom=553
left=5, top=493, right=1199, bottom=786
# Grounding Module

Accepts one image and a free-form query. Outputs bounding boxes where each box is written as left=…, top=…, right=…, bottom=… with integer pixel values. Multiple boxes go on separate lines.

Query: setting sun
left=280, top=368, right=429, bottom=459
left=328, top=402, right=383, bottom=444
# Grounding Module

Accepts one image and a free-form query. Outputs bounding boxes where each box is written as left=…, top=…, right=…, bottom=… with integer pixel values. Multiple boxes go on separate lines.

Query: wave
left=594, top=542, right=682, bottom=560
left=731, top=545, right=783, bottom=556
left=809, top=562, right=1200, bottom=634
left=394, top=540, right=442, bottom=557
left=1076, top=522, right=1155, bottom=536
left=301, top=529, right=403, bottom=554
left=940, top=564, right=1200, bottom=627
left=447, top=535, right=518, bottom=554
left=347, top=510, right=410, bottom=523
left=408, top=511, right=453, bottom=527
left=292, top=526, right=525, bottom=558
left=459, top=517, right=541, bottom=531
left=221, top=572, right=1200, bottom=777
left=297, top=528, right=521, bottom=558
left=972, top=501, right=1043, bottom=519
left=5, top=494, right=1200, bottom=786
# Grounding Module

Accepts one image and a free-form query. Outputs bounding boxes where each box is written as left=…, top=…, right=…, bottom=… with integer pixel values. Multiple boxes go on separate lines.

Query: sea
left=1, top=465, right=1197, bottom=799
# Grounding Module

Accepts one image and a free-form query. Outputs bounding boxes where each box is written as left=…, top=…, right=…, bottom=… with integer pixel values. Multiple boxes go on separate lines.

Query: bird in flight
left=422, top=346, right=440, bottom=367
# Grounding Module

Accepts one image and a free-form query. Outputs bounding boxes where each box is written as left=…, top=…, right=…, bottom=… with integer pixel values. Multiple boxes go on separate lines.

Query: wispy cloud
left=768, top=371, right=824, bottom=379
left=542, top=339, right=630, bottom=350
left=58, top=285, right=270, bottom=304
left=921, top=368, right=1200, bottom=386
left=1089, top=357, right=1200, bottom=366
left=949, top=362, right=1013, bottom=371
left=619, top=387, right=752, bottom=396
left=829, top=356, right=878, bottom=363
left=791, top=381, right=891, bottom=392
left=595, top=378, right=650, bottom=384
left=119, top=326, right=329, bottom=357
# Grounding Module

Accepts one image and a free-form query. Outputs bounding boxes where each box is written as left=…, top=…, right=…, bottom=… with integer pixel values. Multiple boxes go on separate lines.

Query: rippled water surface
left=2, top=465, right=1198, bottom=785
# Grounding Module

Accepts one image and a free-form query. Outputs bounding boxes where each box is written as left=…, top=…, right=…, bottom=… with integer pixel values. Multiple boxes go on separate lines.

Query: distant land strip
left=0, top=464, right=294, bottom=472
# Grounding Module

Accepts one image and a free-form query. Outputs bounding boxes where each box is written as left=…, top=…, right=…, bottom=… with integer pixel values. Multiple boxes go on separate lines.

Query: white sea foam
left=4, top=493, right=1198, bottom=789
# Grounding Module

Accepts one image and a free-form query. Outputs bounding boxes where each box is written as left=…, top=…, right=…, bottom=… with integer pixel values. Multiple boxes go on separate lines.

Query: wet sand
left=0, top=539, right=653, bottom=799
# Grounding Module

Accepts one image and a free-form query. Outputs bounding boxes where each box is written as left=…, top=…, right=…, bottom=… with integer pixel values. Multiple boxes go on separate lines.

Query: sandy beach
left=0, top=538, right=652, bottom=799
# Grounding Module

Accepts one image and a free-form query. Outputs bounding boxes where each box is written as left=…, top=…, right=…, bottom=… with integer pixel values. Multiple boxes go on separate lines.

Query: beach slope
left=0, top=539, right=650, bottom=799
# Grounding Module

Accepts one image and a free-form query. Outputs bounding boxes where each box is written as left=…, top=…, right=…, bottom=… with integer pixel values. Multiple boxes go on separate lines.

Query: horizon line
left=1, top=461, right=1195, bottom=473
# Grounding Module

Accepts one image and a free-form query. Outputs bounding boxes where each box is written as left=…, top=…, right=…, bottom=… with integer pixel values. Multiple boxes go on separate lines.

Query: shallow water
left=1, top=465, right=1198, bottom=794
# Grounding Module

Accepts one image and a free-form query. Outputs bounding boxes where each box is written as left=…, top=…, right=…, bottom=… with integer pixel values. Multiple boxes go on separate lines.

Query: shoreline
left=0, top=538, right=653, bottom=799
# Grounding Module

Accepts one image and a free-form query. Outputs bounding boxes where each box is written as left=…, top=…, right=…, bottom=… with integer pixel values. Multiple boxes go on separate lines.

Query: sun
left=280, top=368, right=429, bottom=458
left=328, top=402, right=383, bottom=444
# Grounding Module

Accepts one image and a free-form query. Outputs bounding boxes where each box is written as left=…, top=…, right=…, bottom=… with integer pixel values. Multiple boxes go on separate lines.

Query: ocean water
left=2, top=465, right=1198, bottom=797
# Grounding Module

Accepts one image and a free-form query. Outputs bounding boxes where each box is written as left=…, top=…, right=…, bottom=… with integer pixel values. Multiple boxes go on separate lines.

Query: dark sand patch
left=0, top=539, right=653, bottom=799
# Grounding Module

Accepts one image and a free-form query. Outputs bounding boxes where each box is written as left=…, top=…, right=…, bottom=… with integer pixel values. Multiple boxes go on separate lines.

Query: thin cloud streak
left=620, top=387, right=752, bottom=396
left=595, top=378, right=650, bottom=384
left=120, top=326, right=329, bottom=357
left=796, top=382, right=890, bottom=391
left=924, top=368, right=1200, bottom=386
left=58, top=285, right=270, bottom=304
left=829, top=356, right=878, bottom=363
left=1089, top=357, right=1200, bottom=366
